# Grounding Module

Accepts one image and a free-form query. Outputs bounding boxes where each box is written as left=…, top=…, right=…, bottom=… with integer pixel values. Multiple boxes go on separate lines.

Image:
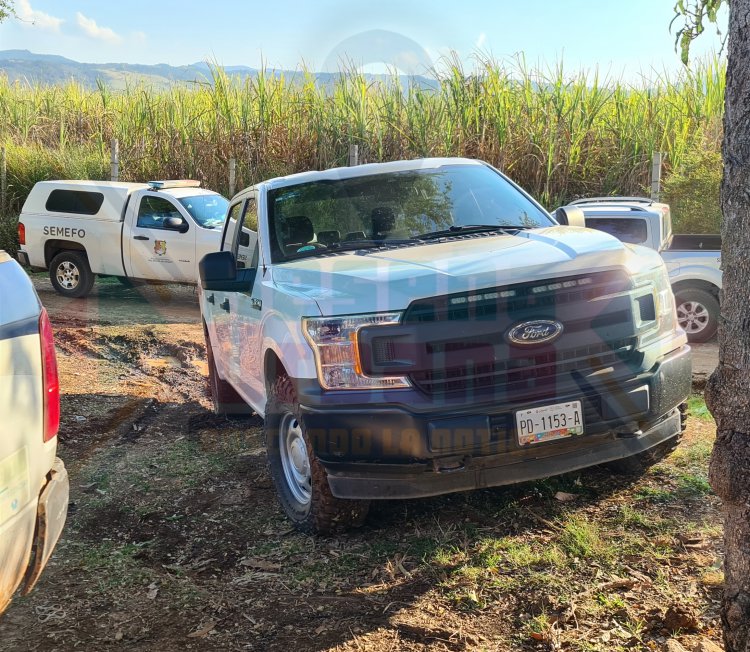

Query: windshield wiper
left=416, top=224, right=531, bottom=240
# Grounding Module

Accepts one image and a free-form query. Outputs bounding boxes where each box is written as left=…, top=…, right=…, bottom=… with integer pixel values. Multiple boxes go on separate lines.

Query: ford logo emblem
left=506, top=319, right=564, bottom=346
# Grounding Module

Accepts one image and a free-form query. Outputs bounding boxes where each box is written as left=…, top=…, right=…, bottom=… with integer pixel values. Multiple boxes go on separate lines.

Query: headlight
left=632, top=264, right=678, bottom=346
left=302, top=313, right=410, bottom=390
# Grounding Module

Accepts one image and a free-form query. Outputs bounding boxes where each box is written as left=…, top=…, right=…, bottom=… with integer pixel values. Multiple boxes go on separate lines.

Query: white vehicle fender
left=669, top=265, right=722, bottom=291
left=260, top=313, right=318, bottom=383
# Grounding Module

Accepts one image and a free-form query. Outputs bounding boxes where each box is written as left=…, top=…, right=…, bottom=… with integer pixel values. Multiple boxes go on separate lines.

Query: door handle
left=220, top=299, right=230, bottom=312
left=133, top=235, right=149, bottom=241
left=207, top=293, right=215, bottom=304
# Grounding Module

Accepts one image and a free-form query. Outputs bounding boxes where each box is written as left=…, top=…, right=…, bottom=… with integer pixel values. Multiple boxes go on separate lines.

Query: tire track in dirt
left=55, top=324, right=214, bottom=459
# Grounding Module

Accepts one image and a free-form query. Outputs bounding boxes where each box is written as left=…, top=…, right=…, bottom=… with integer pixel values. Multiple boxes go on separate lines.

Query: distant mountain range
left=0, top=49, right=438, bottom=90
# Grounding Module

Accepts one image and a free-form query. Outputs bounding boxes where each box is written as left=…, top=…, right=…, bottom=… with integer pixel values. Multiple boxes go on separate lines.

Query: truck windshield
left=267, top=164, right=553, bottom=262
left=178, top=194, right=229, bottom=229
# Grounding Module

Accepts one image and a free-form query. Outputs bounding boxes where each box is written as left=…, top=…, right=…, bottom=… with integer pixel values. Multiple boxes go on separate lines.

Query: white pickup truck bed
left=569, top=198, right=722, bottom=342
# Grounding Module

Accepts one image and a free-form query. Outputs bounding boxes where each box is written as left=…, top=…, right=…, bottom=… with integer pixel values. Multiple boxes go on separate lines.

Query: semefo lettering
left=42, top=226, right=86, bottom=238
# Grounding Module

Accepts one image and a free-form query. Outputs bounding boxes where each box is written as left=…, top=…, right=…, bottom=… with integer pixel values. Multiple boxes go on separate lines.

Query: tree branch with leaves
left=0, top=0, right=14, bottom=22
left=671, top=0, right=726, bottom=63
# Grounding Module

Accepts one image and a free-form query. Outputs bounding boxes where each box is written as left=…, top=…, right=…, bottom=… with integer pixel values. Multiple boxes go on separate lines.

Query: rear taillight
left=39, top=308, right=60, bottom=442
left=18, top=222, right=25, bottom=246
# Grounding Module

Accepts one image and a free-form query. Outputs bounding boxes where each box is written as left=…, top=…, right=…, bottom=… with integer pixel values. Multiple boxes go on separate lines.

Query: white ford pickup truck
left=568, top=197, right=722, bottom=342
left=0, top=252, right=68, bottom=613
left=16, top=180, right=228, bottom=297
left=199, top=158, right=691, bottom=533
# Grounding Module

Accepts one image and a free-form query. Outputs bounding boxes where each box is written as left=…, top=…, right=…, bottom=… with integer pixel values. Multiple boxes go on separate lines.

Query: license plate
left=516, top=401, right=584, bottom=446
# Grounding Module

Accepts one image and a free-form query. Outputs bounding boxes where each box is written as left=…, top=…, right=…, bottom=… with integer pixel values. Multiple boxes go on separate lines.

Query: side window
left=136, top=196, right=183, bottom=230
left=45, top=189, right=104, bottom=215
left=221, top=201, right=244, bottom=251
left=586, top=218, right=648, bottom=245
left=234, top=198, right=258, bottom=270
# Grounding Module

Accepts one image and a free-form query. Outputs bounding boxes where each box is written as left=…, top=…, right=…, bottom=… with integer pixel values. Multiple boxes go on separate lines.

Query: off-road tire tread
left=265, top=374, right=369, bottom=534
left=49, top=251, right=95, bottom=298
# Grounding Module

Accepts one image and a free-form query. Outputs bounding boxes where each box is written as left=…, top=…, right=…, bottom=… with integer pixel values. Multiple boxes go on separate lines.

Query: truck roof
left=258, top=157, right=486, bottom=192
left=21, top=180, right=220, bottom=219
left=569, top=197, right=669, bottom=215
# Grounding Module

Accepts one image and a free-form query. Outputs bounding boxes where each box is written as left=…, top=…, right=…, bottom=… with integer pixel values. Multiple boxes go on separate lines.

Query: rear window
left=45, top=189, right=104, bottom=215
left=586, top=217, right=648, bottom=245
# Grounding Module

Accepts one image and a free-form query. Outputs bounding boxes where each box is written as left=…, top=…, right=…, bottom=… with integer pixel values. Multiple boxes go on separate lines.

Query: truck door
left=125, top=192, right=196, bottom=282
left=228, top=195, right=264, bottom=406
left=203, top=200, right=246, bottom=382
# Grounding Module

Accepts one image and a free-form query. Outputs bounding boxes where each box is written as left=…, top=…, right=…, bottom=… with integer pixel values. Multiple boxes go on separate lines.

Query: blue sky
left=0, top=0, right=728, bottom=80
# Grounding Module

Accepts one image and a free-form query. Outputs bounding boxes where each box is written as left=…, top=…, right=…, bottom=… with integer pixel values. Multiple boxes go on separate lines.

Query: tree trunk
left=704, top=2, right=750, bottom=651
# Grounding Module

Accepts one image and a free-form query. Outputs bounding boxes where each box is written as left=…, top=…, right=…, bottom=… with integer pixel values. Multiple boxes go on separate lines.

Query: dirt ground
left=0, top=277, right=725, bottom=651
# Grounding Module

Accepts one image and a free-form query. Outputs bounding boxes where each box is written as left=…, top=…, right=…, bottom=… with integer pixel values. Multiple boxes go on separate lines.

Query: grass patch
left=676, top=472, right=712, bottom=497
left=73, top=541, right=154, bottom=592
left=687, top=395, right=714, bottom=421
left=559, top=516, right=611, bottom=561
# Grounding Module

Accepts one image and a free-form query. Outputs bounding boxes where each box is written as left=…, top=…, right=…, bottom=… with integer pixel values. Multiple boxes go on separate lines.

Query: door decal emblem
left=153, top=240, right=167, bottom=256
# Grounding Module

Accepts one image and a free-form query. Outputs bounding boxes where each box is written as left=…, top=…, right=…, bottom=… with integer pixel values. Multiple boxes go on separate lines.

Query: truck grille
left=399, top=271, right=639, bottom=396
left=410, top=338, right=637, bottom=395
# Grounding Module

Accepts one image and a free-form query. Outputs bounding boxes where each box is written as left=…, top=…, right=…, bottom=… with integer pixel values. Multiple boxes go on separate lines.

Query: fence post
left=348, top=144, right=359, bottom=167
left=0, top=146, right=6, bottom=214
left=228, top=158, right=236, bottom=197
left=650, top=152, right=663, bottom=201
left=110, top=138, right=119, bottom=182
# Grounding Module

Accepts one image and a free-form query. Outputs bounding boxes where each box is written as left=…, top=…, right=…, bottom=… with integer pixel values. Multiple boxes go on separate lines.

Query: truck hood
left=272, top=226, right=660, bottom=315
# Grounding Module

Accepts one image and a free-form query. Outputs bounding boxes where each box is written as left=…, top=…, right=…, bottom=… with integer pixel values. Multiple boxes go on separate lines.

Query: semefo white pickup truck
left=199, top=158, right=691, bottom=533
left=0, top=252, right=68, bottom=613
left=568, top=197, right=722, bottom=342
left=16, top=180, right=228, bottom=297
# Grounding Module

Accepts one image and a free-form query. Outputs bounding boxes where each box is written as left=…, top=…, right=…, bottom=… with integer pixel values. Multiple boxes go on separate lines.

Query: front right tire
left=264, top=375, right=370, bottom=534
left=606, top=403, right=687, bottom=475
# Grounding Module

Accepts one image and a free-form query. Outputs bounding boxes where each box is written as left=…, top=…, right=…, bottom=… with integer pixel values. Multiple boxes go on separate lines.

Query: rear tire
left=606, top=403, right=687, bottom=475
left=265, top=374, right=370, bottom=534
left=674, top=287, right=719, bottom=343
left=203, top=322, right=252, bottom=416
left=49, top=251, right=95, bottom=298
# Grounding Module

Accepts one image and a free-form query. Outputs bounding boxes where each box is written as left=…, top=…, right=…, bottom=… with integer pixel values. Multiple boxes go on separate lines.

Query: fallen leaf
left=240, top=558, right=281, bottom=571
left=187, top=621, right=217, bottom=639
left=555, top=491, right=577, bottom=502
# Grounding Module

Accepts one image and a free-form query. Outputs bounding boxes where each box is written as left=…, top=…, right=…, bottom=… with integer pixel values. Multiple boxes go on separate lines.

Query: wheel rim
left=677, top=300, right=710, bottom=334
left=278, top=413, right=312, bottom=506
left=55, top=261, right=80, bottom=290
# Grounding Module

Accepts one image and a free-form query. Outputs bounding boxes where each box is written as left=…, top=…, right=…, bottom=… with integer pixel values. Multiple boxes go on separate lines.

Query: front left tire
left=264, top=374, right=370, bottom=534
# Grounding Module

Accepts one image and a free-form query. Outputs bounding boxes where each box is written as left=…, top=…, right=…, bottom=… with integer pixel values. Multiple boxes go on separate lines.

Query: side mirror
left=199, top=251, right=255, bottom=292
left=554, top=206, right=586, bottom=228
left=164, top=216, right=189, bottom=233
left=199, top=251, right=236, bottom=290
